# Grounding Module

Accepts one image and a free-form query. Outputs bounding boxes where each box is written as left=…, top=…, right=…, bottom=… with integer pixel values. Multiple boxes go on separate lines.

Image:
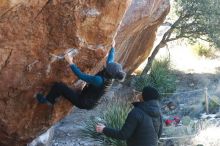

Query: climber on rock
left=36, top=42, right=126, bottom=110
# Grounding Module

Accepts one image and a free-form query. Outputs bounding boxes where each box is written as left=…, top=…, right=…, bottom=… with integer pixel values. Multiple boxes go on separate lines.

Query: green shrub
left=182, top=116, right=192, bottom=126
left=134, top=75, right=149, bottom=91
left=208, top=96, right=220, bottom=114
left=192, top=43, right=214, bottom=58
left=134, top=58, right=176, bottom=95
left=80, top=101, right=131, bottom=146
left=202, top=96, right=220, bottom=113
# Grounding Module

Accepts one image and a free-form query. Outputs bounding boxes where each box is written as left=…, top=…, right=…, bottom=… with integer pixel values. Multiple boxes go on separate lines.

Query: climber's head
left=106, top=62, right=126, bottom=82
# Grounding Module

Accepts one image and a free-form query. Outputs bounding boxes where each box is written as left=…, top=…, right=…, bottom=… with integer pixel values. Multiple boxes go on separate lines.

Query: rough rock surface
left=116, top=0, right=170, bottom=73
left=0, top=0, right=130, bottom=145
left=0, top=0, right=169, bottom=145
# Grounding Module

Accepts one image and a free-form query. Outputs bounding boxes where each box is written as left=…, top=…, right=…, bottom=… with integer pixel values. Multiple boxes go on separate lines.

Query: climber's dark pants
left=46, top=82, right=96, bottom=110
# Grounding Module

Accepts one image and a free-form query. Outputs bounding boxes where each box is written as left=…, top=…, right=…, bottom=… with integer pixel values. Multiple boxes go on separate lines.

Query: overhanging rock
left=0, top=0, right=169, bottom=145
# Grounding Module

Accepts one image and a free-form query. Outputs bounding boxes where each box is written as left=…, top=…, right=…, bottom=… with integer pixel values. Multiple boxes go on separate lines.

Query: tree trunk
left=140, top=23, right=177, bottom=76
left=140, top=15, right=184, bottom=76
left=141, top=41, right=166, bottom=75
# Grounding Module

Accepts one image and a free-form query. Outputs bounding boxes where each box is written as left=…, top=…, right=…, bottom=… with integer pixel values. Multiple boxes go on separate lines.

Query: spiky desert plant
left=135, top=57, right=176, bottom=95
left=80, top=101, right=131, bottom=146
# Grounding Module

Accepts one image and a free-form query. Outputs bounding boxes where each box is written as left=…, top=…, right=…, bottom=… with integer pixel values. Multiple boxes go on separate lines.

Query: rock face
left=0, top=0, right=131, bottom=145
left=0, top=0, right=169, bottom=145
left=116, top=0, right=170, bottom=73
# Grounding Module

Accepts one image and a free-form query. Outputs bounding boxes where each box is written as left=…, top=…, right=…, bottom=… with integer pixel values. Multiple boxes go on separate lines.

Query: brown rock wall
left=0, top=0, right=130, bottom=145
left=116, top=0, right=170, bottom=73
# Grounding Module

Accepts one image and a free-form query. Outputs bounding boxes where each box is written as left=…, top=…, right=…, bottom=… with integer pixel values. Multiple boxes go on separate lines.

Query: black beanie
left=142, top=86, right=160, bottom=101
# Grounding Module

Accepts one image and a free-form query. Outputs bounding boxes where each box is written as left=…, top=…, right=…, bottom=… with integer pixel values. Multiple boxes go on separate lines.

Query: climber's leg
left=36, top=82, right=80, bottom=106
left=46, top=82, right=80, bottom=105
left=77, top=96, right=97, bottom=110
left=37, top=82, right=97, bottom=109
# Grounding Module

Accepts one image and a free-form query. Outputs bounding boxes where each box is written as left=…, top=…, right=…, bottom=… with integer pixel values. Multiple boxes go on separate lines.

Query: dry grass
left=161, top=118, right=220, bottom=146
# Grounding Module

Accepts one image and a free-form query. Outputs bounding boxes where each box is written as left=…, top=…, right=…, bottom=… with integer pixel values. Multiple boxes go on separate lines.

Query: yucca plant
left=135, top=58, right=176, bottom=95
left=80, top=101, right=132, bottom=146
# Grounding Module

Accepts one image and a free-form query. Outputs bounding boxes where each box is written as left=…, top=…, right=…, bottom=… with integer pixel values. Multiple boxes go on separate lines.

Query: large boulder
left=0, top=0, right=169, bottom=145
left=0, top=0, right=131, bottom=145
left=116, top=0, right=170, bottom=73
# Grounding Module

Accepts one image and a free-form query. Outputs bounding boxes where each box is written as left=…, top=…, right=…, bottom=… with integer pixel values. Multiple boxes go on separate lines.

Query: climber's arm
left=64, top=53, right=103, bottom=87
left=106, top=47, right=115, bottom=64
left=70, top=64, right=103, bottom=87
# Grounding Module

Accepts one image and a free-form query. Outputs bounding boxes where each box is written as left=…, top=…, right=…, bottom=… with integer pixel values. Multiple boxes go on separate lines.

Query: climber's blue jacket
left=68, top=47, right=115, bottom=109
left=70, top=47, right=115, bottom=87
